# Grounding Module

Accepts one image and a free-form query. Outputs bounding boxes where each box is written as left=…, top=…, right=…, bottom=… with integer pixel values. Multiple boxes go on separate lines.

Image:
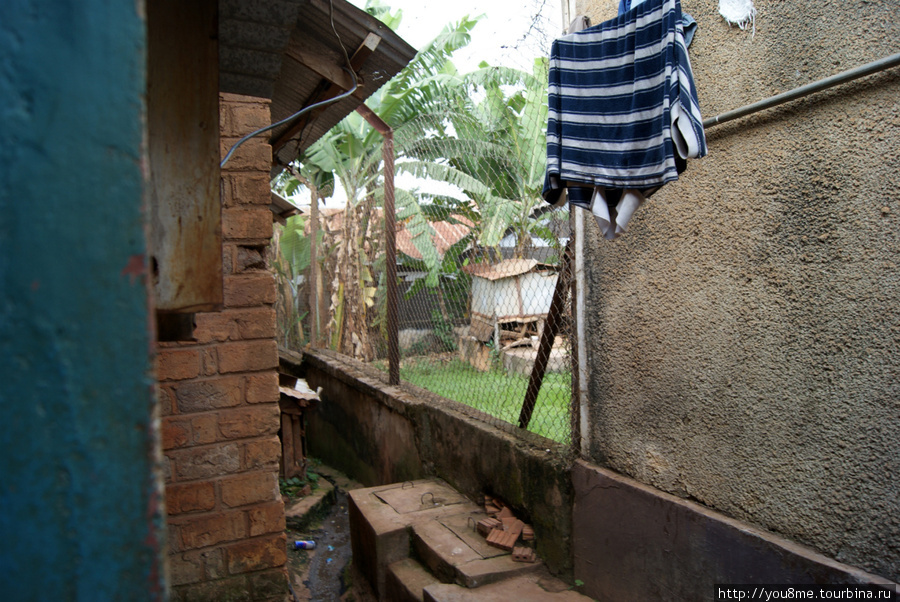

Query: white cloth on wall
left=567, top=15, right=591, bottom=34
left=591, top=189, right=645, bottom=240
left=719, top=0, right=756, bottom=34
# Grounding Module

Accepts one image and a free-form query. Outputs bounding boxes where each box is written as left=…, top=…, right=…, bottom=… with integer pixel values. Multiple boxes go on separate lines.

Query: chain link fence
left=273, top=0, right=576, bottom=447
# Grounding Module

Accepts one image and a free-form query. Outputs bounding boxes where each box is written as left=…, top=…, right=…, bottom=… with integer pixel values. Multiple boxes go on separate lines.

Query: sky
left=346, top=0, right=563, bottom=73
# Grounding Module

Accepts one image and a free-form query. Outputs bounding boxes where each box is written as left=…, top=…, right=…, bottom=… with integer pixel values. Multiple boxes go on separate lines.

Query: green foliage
left=270, top=2, right=571, bottom=372
left=395, top=57, right=561, bottom=257
left=279, top=474, right=318, bottom=499
left=392, top=188, right=442, bottom=287
left=280, top=215, right=311, bottom=280
left=431, top=309, right=457, bottom=351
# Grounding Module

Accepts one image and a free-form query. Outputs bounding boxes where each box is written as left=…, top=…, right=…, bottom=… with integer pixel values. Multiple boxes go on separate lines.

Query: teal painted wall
left=0, top=1, right=165, bottom=600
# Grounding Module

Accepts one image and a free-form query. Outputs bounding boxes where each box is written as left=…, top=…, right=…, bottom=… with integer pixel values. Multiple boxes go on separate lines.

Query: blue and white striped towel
left=543, top=0, right=706, bottom=204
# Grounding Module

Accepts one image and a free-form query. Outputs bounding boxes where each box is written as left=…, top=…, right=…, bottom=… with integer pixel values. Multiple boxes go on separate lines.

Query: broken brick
left=512, top=546, right=537, bottom=563
left=486, top=519, right=524, bottom=551
left=477, top=517, right=501, bottom=537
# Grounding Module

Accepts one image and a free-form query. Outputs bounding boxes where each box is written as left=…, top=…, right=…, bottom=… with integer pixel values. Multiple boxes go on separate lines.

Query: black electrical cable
left=219, top=69, right=358, bottom=168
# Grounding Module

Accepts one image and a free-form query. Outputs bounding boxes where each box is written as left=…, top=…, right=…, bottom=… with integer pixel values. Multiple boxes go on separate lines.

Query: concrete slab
left=351, top=477, right=554, bottom=597
left=375, top=480, right=469, bottom=514
left=386, top=558, right=442, bottom=602
left=502, top=346, right=567, bottom=377
left=412, top=520, right=483, bottom=583
left=455, top=553, right=544, bottom=589
left=423, top=572, right=593, bottom=602
left=349, top=488, right=412, bottom=598
left=438, top=512, right=507, bottom=559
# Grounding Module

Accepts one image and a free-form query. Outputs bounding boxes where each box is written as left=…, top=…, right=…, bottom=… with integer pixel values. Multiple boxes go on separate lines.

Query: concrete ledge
left=284, top=478, right=335, bottom=531
left=501, top=346, right=567, bottom=377
left=387, top=558, right=442, bottom=602
left=412, top=520, right=483, bottom=583
left=424, top=572, right=593, bottom=601
left=572, top=460, right=898, bottom=601
left=455, top=554, right=544, bottom=589
left=296, top=348, right=421, bottom=417
left=349, top=488, right=411, bottom=598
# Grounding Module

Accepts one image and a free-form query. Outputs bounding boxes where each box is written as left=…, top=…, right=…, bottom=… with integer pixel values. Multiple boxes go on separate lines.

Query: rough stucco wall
left=577, top=0, right=900, bottom=581
left=0, top=1, right=165, bottom=599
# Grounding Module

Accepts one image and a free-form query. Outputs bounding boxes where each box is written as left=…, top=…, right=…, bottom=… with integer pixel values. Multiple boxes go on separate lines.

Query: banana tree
left=396, top=57, right=562, bottom=261
left=283, top=4, right=481, bottom=359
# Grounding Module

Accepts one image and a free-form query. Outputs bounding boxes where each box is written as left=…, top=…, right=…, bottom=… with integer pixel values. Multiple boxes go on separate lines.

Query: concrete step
left=411, top=516, right=543, bottom=589
left=349, top=477, right=571, bottom=600
left=284, top=476, right=335, bottom=531
left=412, top=518, right=483, bottom=583
left=348, top=479, right=483, bottom=598
left=423, top=572, right=595, bottom=602
left=386, top=558, right=442, bottom=602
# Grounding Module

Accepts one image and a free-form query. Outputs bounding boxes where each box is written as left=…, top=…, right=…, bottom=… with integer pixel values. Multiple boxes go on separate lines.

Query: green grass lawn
left=394, top=355, right=572, bottom=443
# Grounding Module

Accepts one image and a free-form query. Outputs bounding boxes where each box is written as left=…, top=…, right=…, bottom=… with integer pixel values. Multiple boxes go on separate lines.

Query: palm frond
left=396, top=161, right=491, bottom=197
left=391, top=188, right=442, bottom=287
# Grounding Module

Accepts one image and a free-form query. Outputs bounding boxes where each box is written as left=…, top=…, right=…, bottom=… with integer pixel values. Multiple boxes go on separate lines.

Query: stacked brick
left=158, top=93, right=287, bottom=601
left=479, top=495, right=538, bottom=563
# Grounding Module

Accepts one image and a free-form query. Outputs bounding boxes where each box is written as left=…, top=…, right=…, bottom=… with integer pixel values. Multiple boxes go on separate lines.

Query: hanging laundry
left=618, top=0, right=698, bottom=47
left=543, top=0, right=707, bottom=239
left=718, top=0, right=756, bottom=35
left=568, top=15, right=591, bottom=34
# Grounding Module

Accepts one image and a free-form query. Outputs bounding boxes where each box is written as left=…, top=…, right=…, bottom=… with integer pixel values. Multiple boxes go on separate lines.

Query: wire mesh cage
left=272, top=0, right=576, bottom=448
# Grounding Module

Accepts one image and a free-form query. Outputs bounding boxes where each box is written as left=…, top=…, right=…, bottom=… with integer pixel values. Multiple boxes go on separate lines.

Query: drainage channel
left=285, top=469, right=364, bottom=601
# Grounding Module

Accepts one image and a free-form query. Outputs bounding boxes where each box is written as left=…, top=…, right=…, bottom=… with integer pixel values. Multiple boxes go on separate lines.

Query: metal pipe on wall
left=704, top=52, right=900, bottom=129
left=574, top=209, right=590, bottom=457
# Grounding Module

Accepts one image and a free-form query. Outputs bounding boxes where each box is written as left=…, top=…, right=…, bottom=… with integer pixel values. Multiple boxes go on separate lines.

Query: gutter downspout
left=356, top=104, right=400, bottom=386
left=574, top=209, right=590, bottom=457
left=704, top=52, right=900, bottom=129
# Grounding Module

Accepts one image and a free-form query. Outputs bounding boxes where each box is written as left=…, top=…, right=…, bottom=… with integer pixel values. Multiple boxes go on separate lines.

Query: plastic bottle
left=293, top=540, right=316, bottom=550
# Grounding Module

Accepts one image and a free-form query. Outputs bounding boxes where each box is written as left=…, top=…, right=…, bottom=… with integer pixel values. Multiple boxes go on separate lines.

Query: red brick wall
left=158, top=93, right=287, bottom=601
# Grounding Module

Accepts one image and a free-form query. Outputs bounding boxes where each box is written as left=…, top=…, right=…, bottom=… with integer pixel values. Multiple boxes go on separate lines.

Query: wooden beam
left=355, top=103, right=391, bottom=135
left=270, top=32, right=381, bottom=154
left=284, top=43, right=355, bottom=90
left=281, top=413, right=294, bottom=478
left=517, top=239, right=574, bottom=429
left=291, top=414, right=304, bottom=469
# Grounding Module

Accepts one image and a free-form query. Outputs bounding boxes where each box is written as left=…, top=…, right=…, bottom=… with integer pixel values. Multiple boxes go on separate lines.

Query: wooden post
left=517, top=239, right=574, bottom=429
left=309, top=188, right=320, bottom=347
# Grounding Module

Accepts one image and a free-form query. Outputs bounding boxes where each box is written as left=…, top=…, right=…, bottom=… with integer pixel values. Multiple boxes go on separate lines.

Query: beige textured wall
left=575, top=0, right=900, bottom=581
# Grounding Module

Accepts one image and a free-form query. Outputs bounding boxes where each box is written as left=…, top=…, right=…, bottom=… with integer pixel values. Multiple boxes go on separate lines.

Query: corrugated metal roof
left=269, top=0, right=415, bottom=165
left=218, top=0, right=416, bottom=166
left=396, top=217, right=473, bottom=260
left=463, top=259, right=557, bottom=281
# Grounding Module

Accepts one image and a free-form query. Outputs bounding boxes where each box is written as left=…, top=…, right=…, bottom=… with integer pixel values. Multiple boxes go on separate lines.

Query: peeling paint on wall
left=0, top=0, right=164, bottom=599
